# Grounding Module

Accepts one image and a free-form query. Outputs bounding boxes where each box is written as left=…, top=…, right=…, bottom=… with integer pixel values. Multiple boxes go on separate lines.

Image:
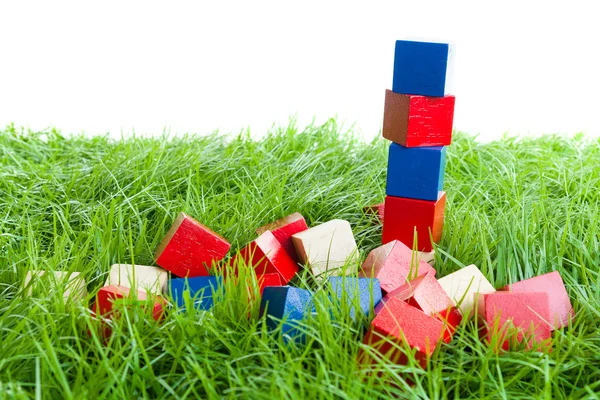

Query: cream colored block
left=419, top=249, right=436, bottom=265
left=291, top=219, right=358, bottom=276
left=437, top=264, right=495, bottom=316
left=105, top=264, right=168, bottom=295
left=23, top=271, right=87, bottom=301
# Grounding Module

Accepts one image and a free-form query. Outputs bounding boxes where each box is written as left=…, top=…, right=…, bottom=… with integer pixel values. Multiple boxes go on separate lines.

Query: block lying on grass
left=291, top=219, right=358, bottom=276
left=260, top=286, right=314, bottom=344
left=382, top=193, right=446, bottom=252
left=23, top=271, right=87, bottom=301
left=256, top=212, right=308, bottom=262
left=360, top=296, right=444, bottom=368
left=363, top=203, right=385, bottom=223
left=234, top=231, right=299, bottom=284
left=381, top=273, right=462, bottom=342
left=437, top=264, right=495, bottom=317
left=155, top=212, right=230, bottom=278
left=169, top=276, right=223, bottom=311
left=326, top=277, right=382, bottom=319
left=104, top=264, right=168, bottom=295
left=476, top=292, right=552, bottom=352
left=258, top=273, right=283, bottom=295
left=359, top=240, right=436, bottom=294
left=503, top=271, right=573, bottom=330
left=93, top=285, right=165, bottom=321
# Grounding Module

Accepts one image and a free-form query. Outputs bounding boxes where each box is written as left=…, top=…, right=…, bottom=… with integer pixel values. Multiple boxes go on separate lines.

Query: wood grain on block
left=23, top=271, right=87, bottom=301
left=359, top=296, right=444, bottom=368
left=93, top=284, right=165, bottom=321
left=363, top=203, right=385, bottom=223
left=382, top=193, right=446, bottom=252
left=105, top=264, right=168, bottom=295
left=382, top=90, right=455, bottom=147
left=381, top=273, right=462, bottom=342
left=392, top=40, right=454, bottom=97
left=476, top=292, right=552, bottom=352
left=359, top=240, right=435, bottom=294
left=234, top=231, right=299, bottom=284
left=504, top=271, right=573, bottom=330
left=155, top=212, right=230, bottom=278
left=386, top=143, right=446, bottom=202
left=437, top=264, right=495, bottom=317
left=256, top=212, right=308, bottom=262
left=291, top=219, right=358, bottom=276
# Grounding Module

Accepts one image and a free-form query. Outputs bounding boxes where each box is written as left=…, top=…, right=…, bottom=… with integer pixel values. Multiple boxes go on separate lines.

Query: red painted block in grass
left=256, top=212, right=308, bottom=262
left=359, top=240, right=436, bottom=294
left=363, top=203, right=385, bottom=223
left=382, top=193, right=446, bottom=252
left=258, top=273, right=283, bottom=295
left=476, top=292, right=552, bottom=352
left=382, top=273, right=462, bottom=342
left=234, top=231, right=299, bottom=284
left=93, top=285, right=166, bottom=321
left=382, top=89, right=455, bottom=147
left=359, top=297, right=444, bottom=368
left=155, top=213, right=230, bottom=277
left=503, top=271, right=573, bottom=330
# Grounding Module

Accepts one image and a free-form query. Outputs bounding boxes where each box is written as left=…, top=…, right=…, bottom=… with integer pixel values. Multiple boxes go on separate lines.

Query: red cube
left=155, top=213, right=231, bottom=277
left=503, top=271, right=573, bottom=330
left=93, top=285, right=165, bottom=322
left=382, top=193, right=446, bottom=252
left=257, top=273, right=283, bottom=295
left=359, top=240, right=435, bottom=294
left=256, top=212, right=308, bottom=262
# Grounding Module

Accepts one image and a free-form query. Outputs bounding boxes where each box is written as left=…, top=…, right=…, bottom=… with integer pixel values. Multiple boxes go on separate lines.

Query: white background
left=1, top=1, right=599, bottom=141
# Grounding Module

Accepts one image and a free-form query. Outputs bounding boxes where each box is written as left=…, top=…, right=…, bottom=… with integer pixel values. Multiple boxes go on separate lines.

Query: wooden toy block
left=260, top=286, right=314, bottom=344
left=234, top=230, right=299, bottom=284
left=258, top=273, right=283, bottom=295
left=437, top=264, right=496, bottom=317
left=504, top=271, right=573, bottom=330
left=382, top=193, right=446, bottom=252
left=256, top=212, right=309, bottom=262
left=169, top=276, right=222, bottom=311
left=23, top=271, right=87, bottom=301
left=154, top=212, right=230, bottom=278
left=383, top=89, right=455, bottom=147
left=363, top=203, right=385, bottom=223
left=476, top=292, right=552, bottom=352
left=359, top=240, right=435, bottom=294
left=381, top=273, right=462, bottom=342
left=386, top=143, right=446, bottom=201
left=104, top=264, right=168, bottom=296
left=419, top=249, right=436, bottom=265
left=93, top=284, right=165, bottom=321
left=360, top=296, right=444, bottom=368
left=291, top=219, right=359, bottom=276
left=392, top=40, right=454, bottom=97
left=327, top=277, right=382, bottom=319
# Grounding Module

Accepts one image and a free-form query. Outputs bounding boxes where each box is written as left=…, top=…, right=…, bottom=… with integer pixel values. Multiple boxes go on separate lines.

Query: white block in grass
left=291, top=219, right=358, bottom=276
left=437, top=264, right=495, bottom=316
left=105, top=264, right=168, bottom=295
left=23, top=271, right=87, bottom=301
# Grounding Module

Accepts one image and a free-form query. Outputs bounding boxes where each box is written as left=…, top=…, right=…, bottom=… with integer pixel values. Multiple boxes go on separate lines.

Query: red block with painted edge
left=256, top=212, right=308, bottom=262
left=359, top=296, right=444, bottom=368
left=382, top=193, right=446, bottom=252
left=382, top=89, right=455, bottom=147
left=155, top=213, right=231, bottom=277
left=234, top=231, right=299, bottom=284
left=258, top=273, right=283, bottom=295
left=476, top=292, right=552, bottom=352
left=359, top=240, right=435, bottom=294
left=363, top=203, right=385, bottom=223
left=382, top=273, right=462, bottom=343
left=503, top=271, right=573, bottom=330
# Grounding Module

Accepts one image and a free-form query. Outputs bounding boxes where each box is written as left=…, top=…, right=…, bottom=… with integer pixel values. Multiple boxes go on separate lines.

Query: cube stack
left=381, top=40, right=456, bottom=252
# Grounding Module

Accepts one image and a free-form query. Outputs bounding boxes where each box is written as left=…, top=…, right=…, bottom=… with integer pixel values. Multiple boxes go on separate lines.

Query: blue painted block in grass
left=260, top=286, right=314, bottom=344
left=392, top=40, right=454, bottom=97
left=386, top=143, right=446, bottom=201
left=327, top=277, right=382, bottom=319
left=169, top=276, right=222, bottom=311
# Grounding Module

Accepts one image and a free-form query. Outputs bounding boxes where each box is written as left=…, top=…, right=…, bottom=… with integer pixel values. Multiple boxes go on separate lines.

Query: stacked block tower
left=381, top=40, right=455, bottom=252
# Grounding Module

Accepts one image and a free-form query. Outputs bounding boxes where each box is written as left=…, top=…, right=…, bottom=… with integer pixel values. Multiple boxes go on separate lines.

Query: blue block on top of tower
left=392, top=40, right=454, bottom=97
left=386, top=143, right=446, bottom=201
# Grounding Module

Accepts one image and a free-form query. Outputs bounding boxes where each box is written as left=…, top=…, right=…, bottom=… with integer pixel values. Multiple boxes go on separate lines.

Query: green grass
left=0, top=121, right=599, bottom=399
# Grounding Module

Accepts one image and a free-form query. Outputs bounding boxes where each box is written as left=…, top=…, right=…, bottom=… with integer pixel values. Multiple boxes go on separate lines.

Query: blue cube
left=392, top=40, right=454, bottom=97
left=260, top=286, right=314, bottom=344
left=169, top=276, right=222, bottom=311
left=327, top=277, right=382, bottom=319
left=386, top=143, right=446, bottom=201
